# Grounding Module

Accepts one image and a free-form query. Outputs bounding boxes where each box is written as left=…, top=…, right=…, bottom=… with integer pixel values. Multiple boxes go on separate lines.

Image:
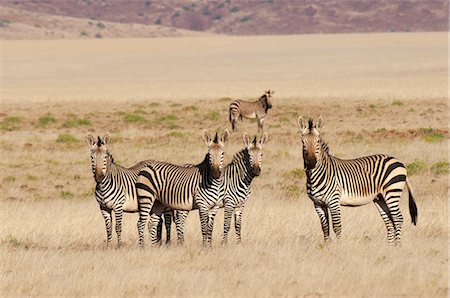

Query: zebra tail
left=406, top=178, right=418, bottom=225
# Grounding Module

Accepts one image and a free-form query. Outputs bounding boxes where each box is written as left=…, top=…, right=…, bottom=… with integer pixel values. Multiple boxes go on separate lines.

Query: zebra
left=229, top=90, right=274, bottom=132
left=174, top=133, right=269, bottom=245
left=296, top=116, right=418, bottom=245
left=85, top=132, right=172, bottom=246
left=136, top=129, right=230, bottom=247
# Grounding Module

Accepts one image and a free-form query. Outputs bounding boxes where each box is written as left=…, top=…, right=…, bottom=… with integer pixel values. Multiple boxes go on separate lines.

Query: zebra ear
left=315, top=117, right=323, bottom=129
left=260, top=133, right=268, bottom=146
left=243, top=132, right=250, bottom=148
left=85, top=133, right=96, bottom=149
left=102, top=132, right=111, bottom=145
left=202, top=129, right=212, bottom=145
left=220, top=129, right=230, bottom=145
left=297, top=116, right=306, bottom=131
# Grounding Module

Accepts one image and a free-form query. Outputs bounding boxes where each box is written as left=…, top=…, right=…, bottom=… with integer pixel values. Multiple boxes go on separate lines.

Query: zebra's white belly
left=340, top=193, right=375, bottom=206
left=122, top=195, right=138, bottom=212
left=243, top=112, right=256, bottom=119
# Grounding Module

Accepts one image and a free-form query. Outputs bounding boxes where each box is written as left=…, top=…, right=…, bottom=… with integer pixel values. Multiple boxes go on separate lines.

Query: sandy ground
left=1, top=32, right=447, bottom=103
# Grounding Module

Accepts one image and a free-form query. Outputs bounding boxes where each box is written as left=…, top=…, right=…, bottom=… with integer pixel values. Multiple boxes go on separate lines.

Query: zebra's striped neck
left=96, top=160, right=117, bottom=186
left=305, top=138, right=331, bottom=179
left=227, top=148, right=255, bottom=183
left=199, top=152, right=220, bottom=182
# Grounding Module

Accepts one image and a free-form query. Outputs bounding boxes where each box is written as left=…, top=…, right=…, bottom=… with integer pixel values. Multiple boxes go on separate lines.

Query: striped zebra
left=229, top=90, right=274, bottom=132
left=85, top=132, right=172, bottom=246
left=175, top=133, right=269, bottom=245
left=296, top=117, right=418, bottom=245
left=136, top=129, right=230, bottom=247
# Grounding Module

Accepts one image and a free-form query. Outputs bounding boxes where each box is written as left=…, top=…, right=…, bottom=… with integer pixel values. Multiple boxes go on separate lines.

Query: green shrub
left=56, top=133, right=78, bottom=144
left=431, top=161, right=449, bottom=175
left=123, top=113, right=146, bottom=123
left=38, top=114, right=56, bottom=127
left=26, top=175, right=38, bottom=181
left=419, top=128, right=445, bottom=142
left=61, top=191, right=75, bottom=199
left=206, top=111, right=220, bottom=121
left=0, top=116, right=22, bottom=131
left=406, top=160, right=426, bottom=176
left=96, top=22, right=105, bottom=29
left=374, top=128, right=386, bottom=133
left=392, top=100, right=404, bottom=106
left=3, top=176, right=16, bottom=182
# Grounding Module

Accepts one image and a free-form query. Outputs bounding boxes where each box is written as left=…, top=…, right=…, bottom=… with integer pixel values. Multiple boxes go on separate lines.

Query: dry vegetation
left=0, top=33, right=448, bottom=296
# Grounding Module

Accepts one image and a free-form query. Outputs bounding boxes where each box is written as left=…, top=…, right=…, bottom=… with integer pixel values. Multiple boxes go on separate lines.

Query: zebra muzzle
left=306, top=157, right=317, bottom=169
left=253, top=166, right=261, bottom=176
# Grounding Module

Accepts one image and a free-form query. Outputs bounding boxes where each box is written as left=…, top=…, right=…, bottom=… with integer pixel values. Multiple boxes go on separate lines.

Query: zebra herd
left=85, top=91, right=417, bottom=248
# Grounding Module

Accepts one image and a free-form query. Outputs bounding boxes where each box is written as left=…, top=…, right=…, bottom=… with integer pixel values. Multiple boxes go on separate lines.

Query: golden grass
left=0, top=33, right=448, bottom=296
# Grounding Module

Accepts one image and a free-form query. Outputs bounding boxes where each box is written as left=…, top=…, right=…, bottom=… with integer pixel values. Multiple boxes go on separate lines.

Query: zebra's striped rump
left=297, top=116, right=417, bottom=245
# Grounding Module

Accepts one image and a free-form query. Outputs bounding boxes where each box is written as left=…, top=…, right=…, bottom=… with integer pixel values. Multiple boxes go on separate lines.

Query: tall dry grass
left=1, top=96, right=447, bottom=296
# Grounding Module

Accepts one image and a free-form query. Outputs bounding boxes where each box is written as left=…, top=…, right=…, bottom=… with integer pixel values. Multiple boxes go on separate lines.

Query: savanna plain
left=0, top=32, right=448, bottom=296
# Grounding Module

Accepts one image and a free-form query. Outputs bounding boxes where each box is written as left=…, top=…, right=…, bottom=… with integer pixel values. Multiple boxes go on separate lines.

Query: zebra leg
left=137, top=194, right=156, bottom=247
left=199, top=208, right=210, bottom=247
left=175, top=210, right=189, bottom=245
left=114, top=207, right=124, bottom=246
left=374, top=195, right=395, bottom=244
left=256, top=116, right=263, bottom=132
left=329, top=202, right=342, bottom=240
left=234, top=206, right=244, bottom=244
left=163, top=210, right=173, bottom=245
left=153, top=216, right=163, bottom=245
left=314, top=204, right=330, bottom=242
left=148, top=201, right=166, bottom=246
left=100, top=207, right=113, bottom=245
left=206, top=206, right=220, bottom=246
left=385, top=191, right=403, bottom=245
left=222, top=203, right=234, bottom=245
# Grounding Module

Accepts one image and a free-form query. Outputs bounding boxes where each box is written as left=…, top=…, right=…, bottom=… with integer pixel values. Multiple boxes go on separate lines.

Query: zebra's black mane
left=259, top=94, right=271, bottom=112
left=97, top=136, right=103, bottom=147
left=96, top=136, right=115, bottom=163
left=320, top=138, right=330, bottom=155
left=107, top=151, right=115, bottom=164
left=213, top=132, right=218, bottom=143
left=308, top=119, right=314, bottom=130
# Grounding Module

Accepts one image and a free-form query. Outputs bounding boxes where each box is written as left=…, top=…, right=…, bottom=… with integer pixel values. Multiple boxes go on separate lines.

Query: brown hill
left=0, top=0, right=448, bottom=39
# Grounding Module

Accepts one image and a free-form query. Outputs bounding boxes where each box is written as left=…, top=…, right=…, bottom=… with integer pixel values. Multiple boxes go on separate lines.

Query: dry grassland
left=0, top=33, right=448, bottom=296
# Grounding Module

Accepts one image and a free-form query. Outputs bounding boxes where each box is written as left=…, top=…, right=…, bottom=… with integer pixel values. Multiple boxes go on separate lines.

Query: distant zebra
left=85, top=132, right=172, bottom=246
left=136, top=129, right=230, bottom=247
left=296, top=117, right=418, bottom=245
left=229, top=90, right=274, bottom=132
left=175, top=133, right=269, bottom=245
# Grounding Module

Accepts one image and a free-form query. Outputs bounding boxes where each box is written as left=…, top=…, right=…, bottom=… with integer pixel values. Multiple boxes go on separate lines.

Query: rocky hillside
left=0, top=0, right=448, bottom=39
